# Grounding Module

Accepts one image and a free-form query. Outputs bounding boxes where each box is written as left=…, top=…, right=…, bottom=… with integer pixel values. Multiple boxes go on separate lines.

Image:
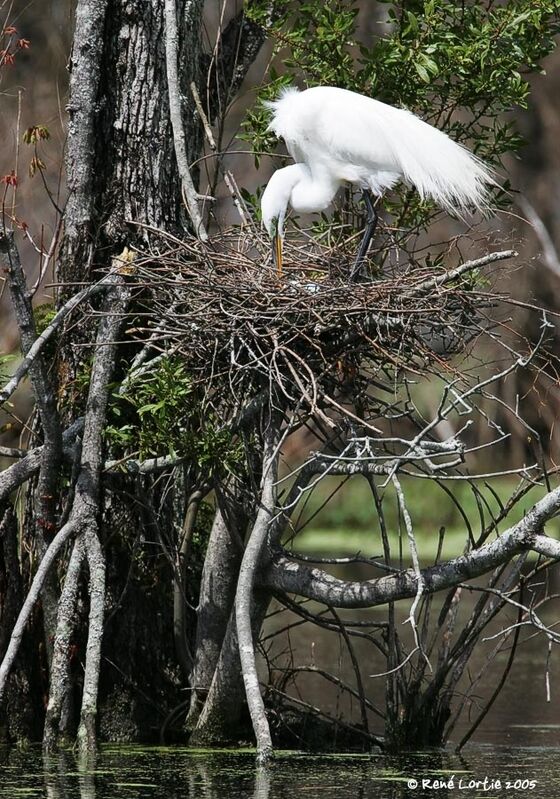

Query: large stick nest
left=122, top=228, right=505, bottom=411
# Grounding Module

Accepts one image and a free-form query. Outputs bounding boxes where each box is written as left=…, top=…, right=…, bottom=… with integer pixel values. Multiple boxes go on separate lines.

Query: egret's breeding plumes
left=260, top=86, right=495, bottom=277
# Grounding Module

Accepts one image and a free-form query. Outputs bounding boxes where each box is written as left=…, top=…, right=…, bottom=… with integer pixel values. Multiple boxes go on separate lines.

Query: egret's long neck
left=290, top=166, right=340, bottom=215
left=261, top=164, right=310, bottom=238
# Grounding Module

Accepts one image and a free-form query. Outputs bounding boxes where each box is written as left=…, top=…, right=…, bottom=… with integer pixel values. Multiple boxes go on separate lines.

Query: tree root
left=235, top=422, right=280, bottom=763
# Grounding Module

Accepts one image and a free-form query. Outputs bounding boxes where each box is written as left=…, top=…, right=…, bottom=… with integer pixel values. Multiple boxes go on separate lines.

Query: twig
left=412, top=249, right=517, bottom=293
left=267, top=685, right=383, bottom=747
left=455, top=589, right=524, bottom=751
left=329, top=607, right=370, bottom=734
left=391, top=473, right=431, bottom=671
left=190, top=80, right=249, bottom=226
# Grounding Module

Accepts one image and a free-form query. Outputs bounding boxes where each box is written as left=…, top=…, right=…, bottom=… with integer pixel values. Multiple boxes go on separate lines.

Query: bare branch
left=519, top=198, right=560, bottom=278
left=0, top=518, right=80, bottom=702
left=0, top=276, right=111, bottom=406
left=0, top=419, right=84, bottom=504
left=411, top=249, right=517, bottom=294
left=262, top=485, right=560, bottom=607
left=65, top=0, right=109, bottom=244
left=43, top=537, right=85, bottom=752
left=164, top=0, right=208, bottom=240
left=1, top=230, right=64, bottom=651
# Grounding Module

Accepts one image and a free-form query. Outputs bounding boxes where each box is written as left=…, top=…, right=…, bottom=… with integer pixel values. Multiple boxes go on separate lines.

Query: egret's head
left=261, top=164, right=309, bottom=276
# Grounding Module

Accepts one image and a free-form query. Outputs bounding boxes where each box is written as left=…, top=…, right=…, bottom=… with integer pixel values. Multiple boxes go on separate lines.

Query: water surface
left=0, top=744, right=557, bottom=798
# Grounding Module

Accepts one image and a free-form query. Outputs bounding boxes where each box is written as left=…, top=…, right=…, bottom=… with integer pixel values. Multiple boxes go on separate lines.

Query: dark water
left=3, top=572, right=559, bottom=796
left=263, top=562, right=560, bottom=752
left=0, top=743, right=557, bottom=798
left=3, top=588, right=559, bottom=797
left=2, top=614, right=559, bottom=797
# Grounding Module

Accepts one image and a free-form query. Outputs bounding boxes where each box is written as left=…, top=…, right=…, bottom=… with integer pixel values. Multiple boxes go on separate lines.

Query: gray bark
left=64, top=0, right=108, bottom=265
left=235, top=428, right=279, bottom=763
left=186, top=507, right=243, bottom=728
left=94, top=0, right=204, bottom=244
left=0, top=232, right=62, bottom=664
left=55, top=0, right=207, bottom=743
left=164, top=0, right=207, bottom=239
left=263, top=485, right=560, bottom=607
left=74, top=277, right=131, bottom=754
left=77, top=523, right=106, bottom=754
left=43, top=539, right=85, bottom=751
left=0, top=519, right=80, bottom=703
left=191, top=592, right=270, bottom=747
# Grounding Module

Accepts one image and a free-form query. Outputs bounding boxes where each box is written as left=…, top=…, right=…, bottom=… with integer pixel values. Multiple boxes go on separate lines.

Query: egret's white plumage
left=261, top=85, right=494, bottom=248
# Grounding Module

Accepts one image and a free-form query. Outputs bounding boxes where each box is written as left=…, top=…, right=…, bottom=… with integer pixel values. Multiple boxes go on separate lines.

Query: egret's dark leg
left=350, top=190, right=378, bottom=281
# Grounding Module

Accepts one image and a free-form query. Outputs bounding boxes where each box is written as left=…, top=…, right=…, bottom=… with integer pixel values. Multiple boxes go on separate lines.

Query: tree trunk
left=186, top=508, right=244, bottom=731
left=51, top=0, right=205, bottom=744
left=1, top=0, right=271, bottom=748
left=61, top=0, right=203, bottom=286
left=191, top=592, right=270, bottom=747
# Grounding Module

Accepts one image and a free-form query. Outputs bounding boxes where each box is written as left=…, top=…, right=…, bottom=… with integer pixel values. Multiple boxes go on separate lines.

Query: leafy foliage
left=106, top=356, right=244, bottom=477
left=33, top=303, right=56, bottom=334
left=0, top=353, right=17, bottom=383
left=243, top=0, right=559, bottom=231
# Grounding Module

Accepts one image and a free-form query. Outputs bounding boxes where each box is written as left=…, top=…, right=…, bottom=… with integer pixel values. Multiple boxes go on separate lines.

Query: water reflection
left=42, top=751, right=96, bottom=799
left=0, top=743, right=555, bottom=799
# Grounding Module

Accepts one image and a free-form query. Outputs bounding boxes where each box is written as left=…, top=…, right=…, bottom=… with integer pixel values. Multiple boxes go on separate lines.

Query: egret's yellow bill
left=272, top=233, right=283, bottom=277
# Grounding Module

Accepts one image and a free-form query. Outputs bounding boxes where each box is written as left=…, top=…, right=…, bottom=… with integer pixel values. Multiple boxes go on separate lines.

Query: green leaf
left=413, top=61, right=430, bottom=83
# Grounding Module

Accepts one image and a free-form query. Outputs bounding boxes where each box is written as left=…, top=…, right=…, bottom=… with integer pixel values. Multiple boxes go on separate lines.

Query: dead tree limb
left=0, top=277, right=112, bottom=406
left=205, top=8, right=270, bottom=123
left=0, top=518, right=80, bottom=702
left=411, top=249, right=517, bottom=294
left=262, top=484, right=560, bottom=608
left=0, top=419, right=84, bottom=504
left=74, top=273, right=131, bottom=754
left=0, top=272, right=130, bottom=755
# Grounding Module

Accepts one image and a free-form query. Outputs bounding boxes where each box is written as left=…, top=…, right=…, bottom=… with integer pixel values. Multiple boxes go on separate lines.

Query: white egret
left=260, top=86, right=494, bottom=277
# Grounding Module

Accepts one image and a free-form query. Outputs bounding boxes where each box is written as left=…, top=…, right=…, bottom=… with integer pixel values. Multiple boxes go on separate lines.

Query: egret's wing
left=269, top=86, right=493, bottom=214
